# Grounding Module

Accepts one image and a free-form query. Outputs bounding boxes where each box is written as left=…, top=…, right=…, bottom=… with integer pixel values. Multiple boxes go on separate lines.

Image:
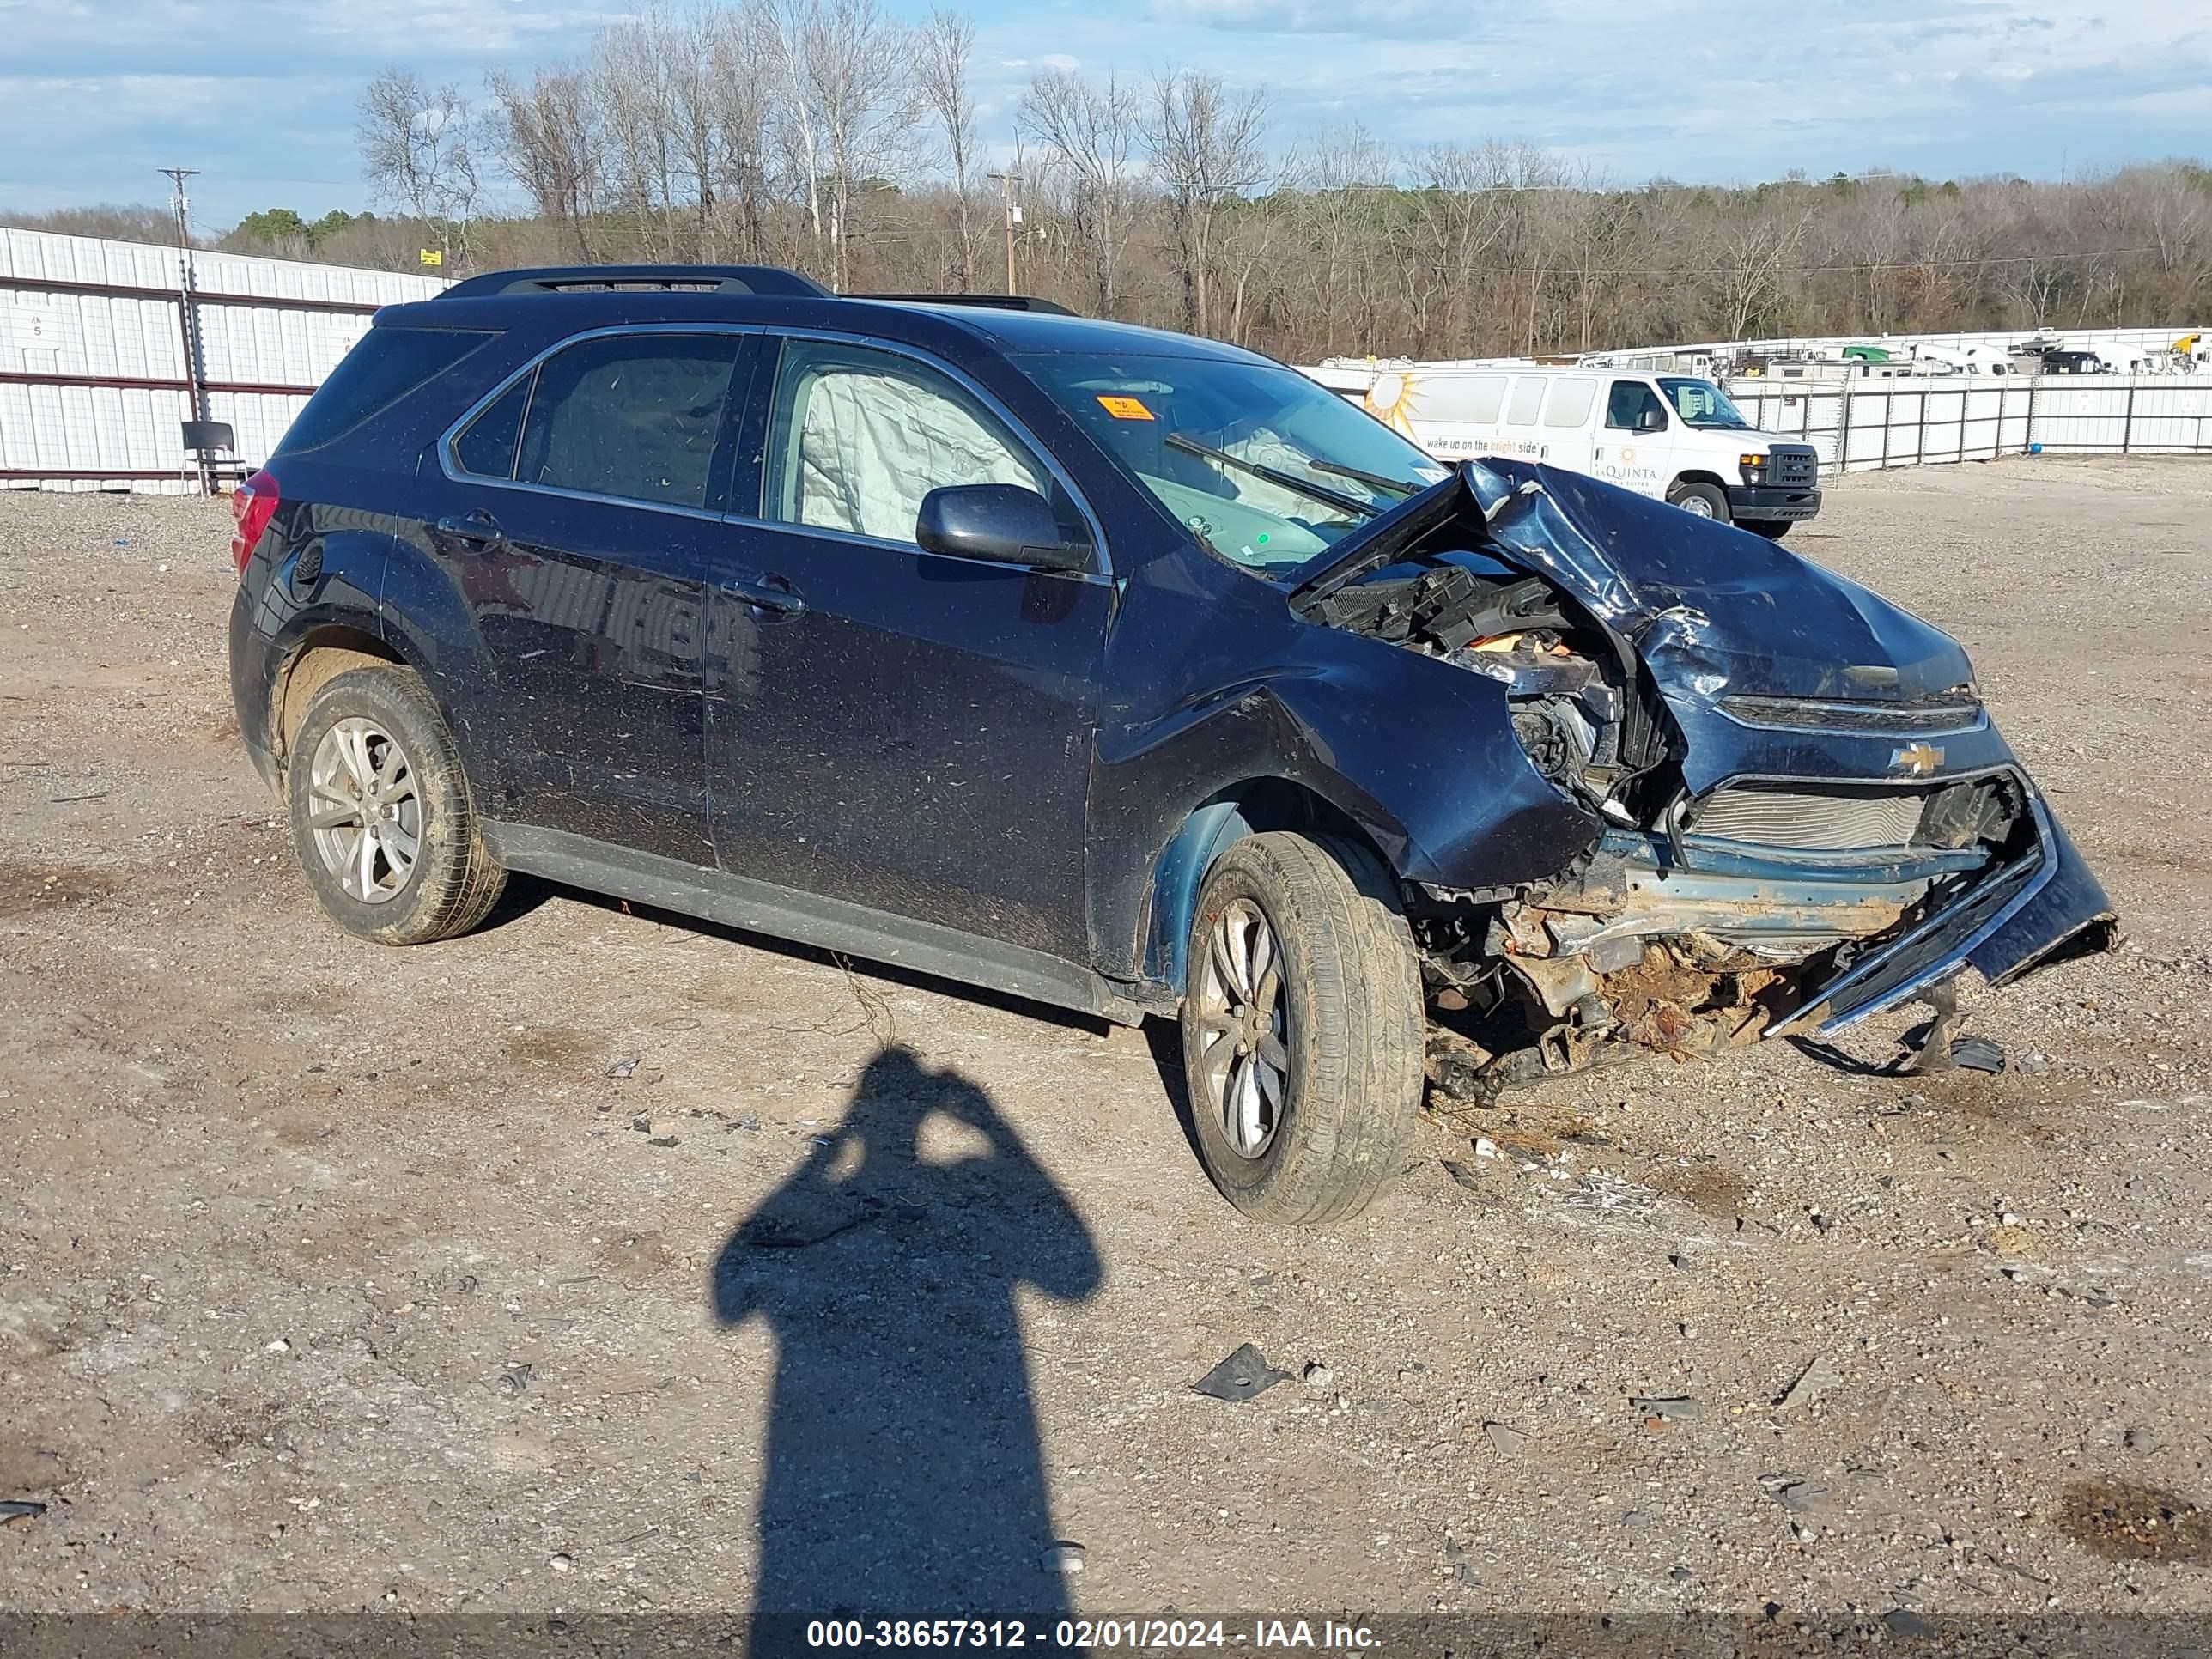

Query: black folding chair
left=181, top=419, right=249, bottom=495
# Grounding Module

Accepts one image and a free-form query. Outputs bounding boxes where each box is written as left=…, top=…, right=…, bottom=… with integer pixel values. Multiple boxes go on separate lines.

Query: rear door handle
left=434, top=511, right=507, bottom=551
left=720, top=574, right=806, bottom=618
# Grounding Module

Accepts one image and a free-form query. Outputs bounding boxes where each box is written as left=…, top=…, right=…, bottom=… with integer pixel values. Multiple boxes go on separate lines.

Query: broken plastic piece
left=1774, top=1354, right=1843, bottom=1411
left=1951, top=1036, right=2006, bottom=1073
left=1192, top=1343, right=1292, bottom=1403
left=1902, top=981, right=1962, bottom=1074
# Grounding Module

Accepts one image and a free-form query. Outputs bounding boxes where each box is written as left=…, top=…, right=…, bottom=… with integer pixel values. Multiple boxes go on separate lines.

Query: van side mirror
left=915, top=483, right=1091, bottom=572
left=1637, top=406, right=1668, bottom=433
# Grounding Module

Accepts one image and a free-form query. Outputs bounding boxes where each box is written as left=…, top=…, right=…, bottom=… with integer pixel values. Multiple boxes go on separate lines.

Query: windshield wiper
left=1164, top=433, right=1378, bottom=520
left=1310, top=457, right=1428, bottom=496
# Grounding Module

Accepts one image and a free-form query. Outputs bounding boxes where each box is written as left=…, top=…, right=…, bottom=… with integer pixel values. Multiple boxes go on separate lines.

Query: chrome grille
left=1718, top=693, right=1984, bottom=735
left=1691, top=781, right=1924, bottom=850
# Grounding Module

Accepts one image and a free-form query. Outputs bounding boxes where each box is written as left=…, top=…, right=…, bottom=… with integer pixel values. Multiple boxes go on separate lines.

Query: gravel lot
left=1, top=457, right=2209, bottom=1629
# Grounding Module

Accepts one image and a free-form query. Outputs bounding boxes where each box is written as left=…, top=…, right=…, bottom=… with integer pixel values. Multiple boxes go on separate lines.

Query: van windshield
left=1018, top=353, right=1450, bottom=573
left=1659, top=377, right=1753, bottom=430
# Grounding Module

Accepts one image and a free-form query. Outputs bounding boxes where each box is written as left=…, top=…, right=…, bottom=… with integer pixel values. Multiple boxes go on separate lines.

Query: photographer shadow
left=712, top=1044, right=1102, bottom=1647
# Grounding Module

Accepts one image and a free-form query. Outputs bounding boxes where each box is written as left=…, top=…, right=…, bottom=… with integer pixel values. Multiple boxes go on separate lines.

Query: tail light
left=231, top=469, right=280, bottom=578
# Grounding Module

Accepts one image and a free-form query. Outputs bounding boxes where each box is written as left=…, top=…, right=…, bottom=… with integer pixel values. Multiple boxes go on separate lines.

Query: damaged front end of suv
left=1292, top=459, right=2118, bottom=1100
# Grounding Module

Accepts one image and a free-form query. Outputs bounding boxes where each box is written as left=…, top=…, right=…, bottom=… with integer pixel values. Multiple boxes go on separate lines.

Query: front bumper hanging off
left=1773, top=799, right=2116, bottom=1036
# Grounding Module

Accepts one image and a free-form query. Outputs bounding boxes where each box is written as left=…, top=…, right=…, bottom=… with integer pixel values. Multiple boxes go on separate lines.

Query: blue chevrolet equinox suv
left=229, top=264, right=2115, bottom=1223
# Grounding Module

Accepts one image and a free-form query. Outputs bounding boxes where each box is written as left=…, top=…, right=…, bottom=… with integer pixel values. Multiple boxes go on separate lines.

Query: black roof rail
left=437, top=264, right=832, bottom=300
left=860, top=293, right=1077, bottom=316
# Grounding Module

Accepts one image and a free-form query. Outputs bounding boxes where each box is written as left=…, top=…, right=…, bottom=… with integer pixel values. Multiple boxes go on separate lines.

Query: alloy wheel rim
left=1679, top=495, right=1715, bottom=518
left=1194, top=897, right=1289, bottom=1158
left=307, top=718, right=422, bottom=905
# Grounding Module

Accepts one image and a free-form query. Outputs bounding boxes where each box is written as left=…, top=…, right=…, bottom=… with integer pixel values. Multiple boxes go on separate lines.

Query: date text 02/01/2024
left=799, top=1617, right=1378, bottom=1649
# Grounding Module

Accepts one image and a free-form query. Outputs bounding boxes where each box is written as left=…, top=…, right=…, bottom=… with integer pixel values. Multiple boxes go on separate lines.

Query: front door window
left=763, top=340, right=1049, bottom=544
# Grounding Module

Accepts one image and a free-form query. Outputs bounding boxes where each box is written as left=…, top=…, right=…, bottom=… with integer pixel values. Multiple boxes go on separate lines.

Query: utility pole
left=987, top=169, right=1018, bottom=296
left=158, top=166, right=209, bottom=488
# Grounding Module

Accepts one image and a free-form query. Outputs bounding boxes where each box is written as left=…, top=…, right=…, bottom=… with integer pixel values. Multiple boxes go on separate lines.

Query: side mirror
left=1636, top=406, right=1668, bottom=433
left=915, top=483, right=1091, bottom=572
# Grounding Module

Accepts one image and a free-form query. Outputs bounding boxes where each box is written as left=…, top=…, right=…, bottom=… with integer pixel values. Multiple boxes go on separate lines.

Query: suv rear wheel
left=1181, top=832, right=1425, bottom=1225
left=287, top=665, right=505, bottom=945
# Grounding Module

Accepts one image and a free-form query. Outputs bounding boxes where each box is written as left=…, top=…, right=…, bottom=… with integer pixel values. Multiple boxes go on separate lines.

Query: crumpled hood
left=1458, top=459, right=1974, bottom=702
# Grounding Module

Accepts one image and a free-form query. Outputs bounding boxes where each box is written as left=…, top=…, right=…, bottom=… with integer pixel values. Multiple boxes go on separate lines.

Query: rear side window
left=1504, top=376, right=1546, bottom=426
left=514, top=333, right=741, bottom=510
left=452, top=372, right=534, bottom=480
left=1419, top=374, right=1505, bottom=424
left=275, top=326, right=494, bottom=455
left=1541, top=377, right=1597, bottom=428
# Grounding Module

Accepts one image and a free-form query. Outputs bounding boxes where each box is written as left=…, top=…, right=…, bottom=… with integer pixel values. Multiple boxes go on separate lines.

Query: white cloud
left=3, top=0, right=2208, bottom=221
left=1110, top=0, right=2212, bottom=179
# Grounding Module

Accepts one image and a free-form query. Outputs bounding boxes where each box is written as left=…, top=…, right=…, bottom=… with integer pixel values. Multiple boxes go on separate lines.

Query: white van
left=1344, top=366, right=1822, bottom=539
left=1908, top=341, right=2014, bottom=375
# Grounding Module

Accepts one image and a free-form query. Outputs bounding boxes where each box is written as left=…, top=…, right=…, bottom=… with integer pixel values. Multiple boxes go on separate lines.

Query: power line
left=1440, top=246, right=2156, bottom=279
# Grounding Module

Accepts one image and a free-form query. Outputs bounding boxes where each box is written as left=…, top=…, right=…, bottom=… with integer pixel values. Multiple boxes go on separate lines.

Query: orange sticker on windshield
left=1097, top=394, right=1156, bottom=421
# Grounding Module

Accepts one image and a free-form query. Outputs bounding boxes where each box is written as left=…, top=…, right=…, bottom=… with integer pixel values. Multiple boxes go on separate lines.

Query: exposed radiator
left=1691, top=781, right=1924, bottom=850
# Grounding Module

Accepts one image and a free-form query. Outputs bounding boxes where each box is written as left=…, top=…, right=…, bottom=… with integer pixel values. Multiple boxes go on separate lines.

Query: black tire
left=1741, top=519, right=1792, bottom=540
left=1179, top=831, right=1425, bottom=1225
left=1666, top=480, right=1731, bottom=523
left=286, top=665, right=505, bottom=945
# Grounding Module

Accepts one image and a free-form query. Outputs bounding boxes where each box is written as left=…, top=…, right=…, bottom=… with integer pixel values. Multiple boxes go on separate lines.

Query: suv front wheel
left=1180, top=832, right=1425, bottom=1225
left=286, top=665, right=506, bottom=945
left=1666, top=479, right=1731, bottom=521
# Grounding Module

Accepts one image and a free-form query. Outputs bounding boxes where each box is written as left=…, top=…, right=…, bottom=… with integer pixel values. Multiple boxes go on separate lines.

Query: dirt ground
left=2, top=456, right=2210, bottom=1631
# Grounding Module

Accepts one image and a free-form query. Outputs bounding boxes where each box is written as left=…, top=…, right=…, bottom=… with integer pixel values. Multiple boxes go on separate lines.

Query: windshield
left=1659, top=376, right=1753, bottom=430
left=1016, top=352, right=1450, bottom=573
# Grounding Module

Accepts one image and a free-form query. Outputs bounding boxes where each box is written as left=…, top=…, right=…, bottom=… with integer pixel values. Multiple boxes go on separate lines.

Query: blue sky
left=1, top=0, right=2206, bottom=226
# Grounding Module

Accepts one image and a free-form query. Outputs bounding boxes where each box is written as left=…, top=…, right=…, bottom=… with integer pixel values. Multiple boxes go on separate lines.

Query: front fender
left=1086, top=544, right=1600, bottom=984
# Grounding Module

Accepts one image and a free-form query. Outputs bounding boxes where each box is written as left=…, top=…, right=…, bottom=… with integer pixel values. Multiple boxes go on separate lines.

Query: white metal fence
left=1723, top=375, right=2212, bottom=474
left=9, top=232, right=2208, bottom=491
left=0, top=228, right=444, bottom=493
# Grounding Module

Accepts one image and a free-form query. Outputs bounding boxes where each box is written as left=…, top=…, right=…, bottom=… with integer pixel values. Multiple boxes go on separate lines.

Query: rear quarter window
left=275, top=325, right=495, bottom=456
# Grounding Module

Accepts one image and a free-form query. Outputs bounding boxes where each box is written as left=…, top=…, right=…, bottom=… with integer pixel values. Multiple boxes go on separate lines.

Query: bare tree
left=486, top=66, right=608, bottom=260
left=707, top=0, right=780, bottom=261
left=1142, top=70, right=1267, bottom=335
left=913, top=9, right=980, bottom=289
left=597, top=6, right=695, bottom=258
left=1707, top=206, right=1810, bottom=340
left=763, top=0, right=917, bottom=289
left=357, top=69, right=480, bottom=264
left=330, top=45, right=2212, bottom=361
left=1018, top=69, right=1139, bottom=314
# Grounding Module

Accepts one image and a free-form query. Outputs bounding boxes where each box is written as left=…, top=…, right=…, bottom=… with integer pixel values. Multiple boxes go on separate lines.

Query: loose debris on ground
left=1191, top=1343, right=1293, bottom=1403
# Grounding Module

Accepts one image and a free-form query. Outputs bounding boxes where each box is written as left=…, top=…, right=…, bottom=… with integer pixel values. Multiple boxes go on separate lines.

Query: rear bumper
left=1772, top=797, right=2117, bottom=1036
left=228, top=583, right=283, bottom=796
left=1728, top=483, right=1822, bottom=522
left=243, top=735, right=281, bottom=794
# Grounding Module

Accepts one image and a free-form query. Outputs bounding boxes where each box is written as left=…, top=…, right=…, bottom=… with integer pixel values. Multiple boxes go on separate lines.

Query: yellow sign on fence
left=419, top=248, right=444, bottom=268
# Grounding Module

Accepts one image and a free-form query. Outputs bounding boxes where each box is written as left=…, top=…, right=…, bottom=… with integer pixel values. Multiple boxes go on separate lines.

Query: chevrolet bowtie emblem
left=1891, top=742, right=1944, bottom=776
